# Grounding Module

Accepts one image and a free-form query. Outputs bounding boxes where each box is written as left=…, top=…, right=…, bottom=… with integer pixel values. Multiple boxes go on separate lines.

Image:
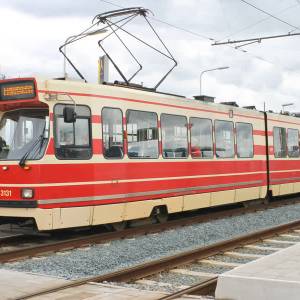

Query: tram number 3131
left=0, top=190, right=12, bottom=197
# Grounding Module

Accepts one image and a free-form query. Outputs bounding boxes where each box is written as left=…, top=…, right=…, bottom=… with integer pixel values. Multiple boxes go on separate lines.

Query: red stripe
left=254, top=145, right=266, bottom=155
left=270, top=171, right=300, bottom=180
left=46, top=138, right=55, bottom=155
left=39, top=181, right=266, bottom=209
left=35, top=173, right=267, bottom=208
left=36, top=172, right=265, bottom=200
left=0, top=161, right=266, bottom=185
left=38, top=89, right=265, bottom=121
left=93, top=139, right=102, bottom=154
left=49, top=113, right=54, bottom=122
left=268, top=117, right=300, bottom=126
left=270, top=160, right=300, bottom=171
left=253, top=130, right=272, bottom=136
left=92, top=115, right=101, bottom=123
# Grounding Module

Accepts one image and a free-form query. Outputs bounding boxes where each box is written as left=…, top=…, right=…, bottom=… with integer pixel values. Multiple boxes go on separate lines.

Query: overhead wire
left=238, top=0, right=300, bottom=31
left=217, top=2, right=300, bottom=42
left=97, top=0, right=283, bottom=65
left=98, top=0, right=215, bottom=41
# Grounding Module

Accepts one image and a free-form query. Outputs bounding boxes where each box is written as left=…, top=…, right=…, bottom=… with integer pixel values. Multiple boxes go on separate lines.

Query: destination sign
left=0, top=80, right=36, bottom=101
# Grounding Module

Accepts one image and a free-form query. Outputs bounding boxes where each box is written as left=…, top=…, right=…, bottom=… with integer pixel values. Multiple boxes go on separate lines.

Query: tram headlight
left=21, top=188, right=34, bottom=199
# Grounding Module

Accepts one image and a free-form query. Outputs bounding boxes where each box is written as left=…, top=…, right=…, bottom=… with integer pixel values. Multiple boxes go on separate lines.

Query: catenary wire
left=218, top=2, right=300, bottom=42
left=239, top=0, right=300, bottom=31
left=99, top=0, right=215, bottom=41
left=98, top=0, right=275, bottom=65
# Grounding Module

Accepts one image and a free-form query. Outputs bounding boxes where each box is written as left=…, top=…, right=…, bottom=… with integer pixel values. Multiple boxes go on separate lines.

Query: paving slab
left=0, top=269, right=210, bottom=300
left=29, top=282, right=209, bottom=300
left=0, top=269, right=68, bottom=299
left=215, top=242, right=300, bottom=300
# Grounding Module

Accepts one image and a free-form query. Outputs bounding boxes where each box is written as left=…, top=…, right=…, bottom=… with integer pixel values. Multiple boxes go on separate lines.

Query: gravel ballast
left=2, top=202, right=300, bottom=279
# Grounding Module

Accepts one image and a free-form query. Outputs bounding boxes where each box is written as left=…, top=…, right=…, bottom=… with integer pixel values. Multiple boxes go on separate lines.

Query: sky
left=1, top=0, right=300, bottom=113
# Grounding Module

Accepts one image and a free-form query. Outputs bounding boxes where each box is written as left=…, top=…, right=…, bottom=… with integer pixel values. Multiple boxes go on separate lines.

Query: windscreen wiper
left=19, top=134, right=46, bottom=168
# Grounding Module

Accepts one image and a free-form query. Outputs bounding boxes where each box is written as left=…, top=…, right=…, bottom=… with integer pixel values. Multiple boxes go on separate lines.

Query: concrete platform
left=30, top=282, right=209, bottom=300
left=215, top=242, right=300, bottom=300
left=0, top=269, right=209, bottom=300
left=0, top=269, right=68, bottom=299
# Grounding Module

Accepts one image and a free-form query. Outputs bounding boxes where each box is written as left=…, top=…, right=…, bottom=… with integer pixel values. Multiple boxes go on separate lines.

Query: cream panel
left=183, top=193, right=210, bottom=210
left=34, top=210, right=54, bottom=231
left=260, top=186, right=268, bottom=198
left=52, top=207, right=92, bottom=229
left=235, top=187, right=260, bottom=203
left=279, top=183, right=294, bottom=195
left=123, top=199, right=162, bottom=220
left=254, top=136, right=266, bottom=145
left=0, top=208, right=53, bottom=231
left=92, top=203, right=125, bottom=225
left=271, top=185, right=280, bottom=196
left=162, top=196, right=184, bottom=213
left=211, top=190, right=235, bottom=206
left=294, top=182, right=300, bottom=193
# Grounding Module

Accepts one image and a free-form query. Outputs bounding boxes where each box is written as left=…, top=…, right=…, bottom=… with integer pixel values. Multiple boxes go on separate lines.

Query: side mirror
left=63, top=107, right=76, bottom=123
left=43, top=116, right=50, bottom=139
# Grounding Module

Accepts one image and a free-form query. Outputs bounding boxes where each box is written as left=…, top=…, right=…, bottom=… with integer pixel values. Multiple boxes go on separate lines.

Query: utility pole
left=199, top=66, right=229, bottom=96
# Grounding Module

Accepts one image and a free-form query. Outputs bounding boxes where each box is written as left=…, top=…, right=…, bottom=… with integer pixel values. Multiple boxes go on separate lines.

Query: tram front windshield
left=0, top=109, right=49, bottom=161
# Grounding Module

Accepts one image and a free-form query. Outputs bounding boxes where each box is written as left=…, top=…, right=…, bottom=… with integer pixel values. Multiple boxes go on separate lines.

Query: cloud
left=1, top=0, right=300, bottom=112
left=0, top=0, right=103, bottom=17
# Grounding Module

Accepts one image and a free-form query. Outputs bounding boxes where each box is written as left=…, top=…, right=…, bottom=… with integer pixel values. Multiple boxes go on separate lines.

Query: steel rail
left=15, top=218, right=300, bottom=300
left=0, top=234, right=28, bottom=245
left=1, top=197, right=300, bottom=263
left=157, top=277, right=218, bottom=300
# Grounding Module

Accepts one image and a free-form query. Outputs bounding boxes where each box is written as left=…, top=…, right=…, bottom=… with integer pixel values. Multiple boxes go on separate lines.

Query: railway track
left=0, top=196, right=299, bottom=264
left=13, top=218, right=300, bottom=300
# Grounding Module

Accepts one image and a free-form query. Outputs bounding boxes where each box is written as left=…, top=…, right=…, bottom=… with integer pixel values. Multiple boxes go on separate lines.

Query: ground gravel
left=188, top=263, right=232, bottom=274
left=2, top=202, right=300, bottom=279
left=209, top=254, right=252, bottom=264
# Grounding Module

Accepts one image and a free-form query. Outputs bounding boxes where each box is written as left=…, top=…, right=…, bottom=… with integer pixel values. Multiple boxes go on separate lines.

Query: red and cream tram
left=0, top=77, right=298, bottom=230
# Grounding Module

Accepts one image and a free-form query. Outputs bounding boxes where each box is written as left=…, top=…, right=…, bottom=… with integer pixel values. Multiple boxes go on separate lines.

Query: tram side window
left=127, top=110, right=158, bottom=159
left=236, top=122, right=254, bottom=158
left=273, top=127, right=287, bottom=158
left=102, top=108, right=123, bottom=159
left=287, top=128, right=300, bottom=158
left=161, top=114, right=188, bottom=158
left=190, top=117, right=213, bottom=158
left=54, top=104, right=92, bottom=160
left=215, top=120, right=235, bottom=158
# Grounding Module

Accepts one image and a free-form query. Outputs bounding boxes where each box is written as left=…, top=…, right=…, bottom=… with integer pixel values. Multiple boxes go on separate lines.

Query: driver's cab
left=0, top=78, right=50, bottom=164
left=0, top=108, right=49, bottom=162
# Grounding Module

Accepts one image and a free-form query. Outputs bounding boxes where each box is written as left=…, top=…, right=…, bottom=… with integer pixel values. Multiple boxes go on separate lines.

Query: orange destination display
left=0, top=80, right=36, bottom=101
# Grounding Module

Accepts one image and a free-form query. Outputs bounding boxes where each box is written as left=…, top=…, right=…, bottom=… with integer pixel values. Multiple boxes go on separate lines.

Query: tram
left=0, top=76, right=298, bottom=231
left=0, top=7, right=299, bottom=231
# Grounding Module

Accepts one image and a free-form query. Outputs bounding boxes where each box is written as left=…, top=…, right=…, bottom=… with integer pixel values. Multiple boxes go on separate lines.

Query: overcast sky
left=1, top=0, right=300, bottom=112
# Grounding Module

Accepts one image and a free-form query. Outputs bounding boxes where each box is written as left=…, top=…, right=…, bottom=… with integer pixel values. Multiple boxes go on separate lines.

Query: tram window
left=273, top=127, right=287, bottom=158
left=190, top=118, right=213, bottom=158
left=161, top=114, right=188, bottom=158
left=236, top=122, right=254, bottom=158
left=127, top=110, right=158, bottom=159
left=215, top=120, right=234, bottom=158
left=287, top=128, right=300, bottom=158
left=54, top=104, right=92, bottom=160
left=102, top=108, right=123, bottom=159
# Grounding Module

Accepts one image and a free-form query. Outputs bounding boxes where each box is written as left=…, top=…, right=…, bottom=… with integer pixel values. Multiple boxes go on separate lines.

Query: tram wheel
left=156, top=212, right=168, bottom=223
left=111, top=221, right=127, bottom=231
left=156, top=209, right=168, bottom=223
